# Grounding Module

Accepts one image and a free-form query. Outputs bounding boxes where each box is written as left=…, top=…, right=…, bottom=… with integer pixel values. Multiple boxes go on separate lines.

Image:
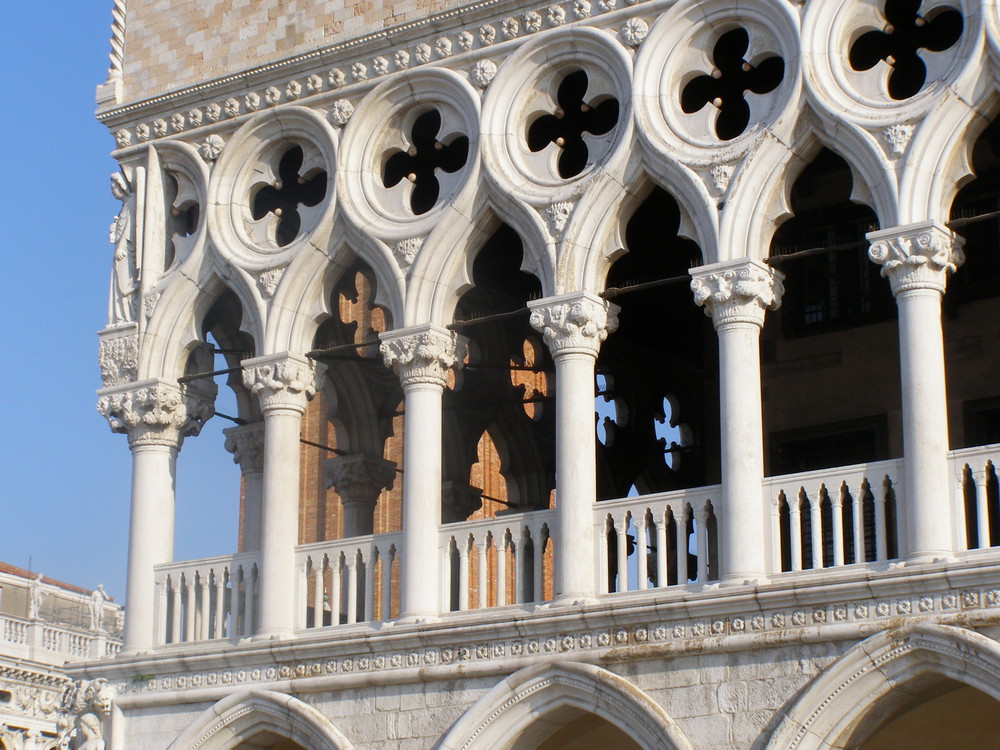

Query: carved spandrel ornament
left=689, top=259, right=784, bottom=328
left=242, top=354, right=325, bottom=413
left=59, top=679, right=114, bottom=750
left=98, top=327, right=138, bottom=388
left=867, top=221, right=965, bottom=295
left=223, top=422, right=265, bottom=475
left=96, top=381, right=215, bottom=448
left=108, top=173, right=138, bottom=326
left=528, top=293, right=619, bottom=356
left=380, top=327, right=465, bottom=388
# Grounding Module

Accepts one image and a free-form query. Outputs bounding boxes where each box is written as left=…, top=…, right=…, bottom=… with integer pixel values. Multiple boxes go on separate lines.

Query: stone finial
left=242, top=354, right=325, bottom=414
left=689, top=259, right=784, bottom=329
left=867, top=221, right=965, bottom=296
left=224, top=422, right=265, bottom=475
left=380, top=326, right=466, bottom=389
left=97, top=380, right=215, bottom=448
left=528, top=292, right=619, bottom=356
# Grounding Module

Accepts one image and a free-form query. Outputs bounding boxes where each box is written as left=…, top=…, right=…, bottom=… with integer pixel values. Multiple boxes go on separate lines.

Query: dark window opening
left=770, top=148, right=893, bottom=337
left=251, top=145, right=327, bottom=246
left=527, top=70, right=619, bottom=178
left=769, top=415, right=889, bottom=476
left=382, top=109, right=469, bottom=215
left=849, top=0, right=963, bottom=100
left=680, top=27, right=784, bottom=141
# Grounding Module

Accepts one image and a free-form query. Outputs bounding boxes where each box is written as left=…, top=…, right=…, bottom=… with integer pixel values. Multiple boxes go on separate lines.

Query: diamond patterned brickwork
left=121, top=0, right=466, bottom=101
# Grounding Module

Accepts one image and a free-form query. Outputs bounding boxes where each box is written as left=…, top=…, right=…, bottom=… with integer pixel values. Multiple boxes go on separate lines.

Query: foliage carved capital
left=528, top=293, right=619, bottom=357
left=379, top=326, right=465, bottom=389
left=223, top=422, right=265, bottom=475
left=689, top=259, right=784, bottom=329
left=97, top=380, right=214, bottom=448
left=867, top=221, right=965, bottom=296
left=242, top=354, right=325, bottom=414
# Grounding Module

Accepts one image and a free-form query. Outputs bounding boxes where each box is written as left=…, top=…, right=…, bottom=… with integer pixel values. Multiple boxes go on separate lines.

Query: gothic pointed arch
left=436, top=661, right=694, bottom=750
left=765, top=623, right=1000, bottom=750
left=167, top=689, right=354, bottom=750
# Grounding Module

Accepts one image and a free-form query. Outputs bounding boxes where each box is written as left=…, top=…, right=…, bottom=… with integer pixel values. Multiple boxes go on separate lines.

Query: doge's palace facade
left=81, top=0, right=1000, bottom=747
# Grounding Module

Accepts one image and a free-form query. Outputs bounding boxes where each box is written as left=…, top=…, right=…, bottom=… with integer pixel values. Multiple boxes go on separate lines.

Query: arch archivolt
left=765, top=623, right=1000, bottom=750
left=167, top=689, right=354, bottom=750
left=436, top=661, right=695, bottom=750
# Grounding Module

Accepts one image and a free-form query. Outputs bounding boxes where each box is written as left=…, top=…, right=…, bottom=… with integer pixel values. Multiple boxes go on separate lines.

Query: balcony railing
left=149, top=445, right=1000, bottom=647
left=0, top=614, right=120, bottom=661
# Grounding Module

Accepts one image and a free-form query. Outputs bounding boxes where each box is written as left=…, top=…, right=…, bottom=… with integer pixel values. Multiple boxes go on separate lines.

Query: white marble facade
left=85, top=0, right=1000, bottom=747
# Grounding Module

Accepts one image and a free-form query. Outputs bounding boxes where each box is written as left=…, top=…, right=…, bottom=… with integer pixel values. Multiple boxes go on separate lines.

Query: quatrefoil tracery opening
left=849, top=0, right=963, bottom=101
left=680, top=27, right=784, bottom=141
left=527, top=70, right=620, bottom=179
left=382, top=109, right=470, bottom=216
left=251, top=145, right=328, bottom=247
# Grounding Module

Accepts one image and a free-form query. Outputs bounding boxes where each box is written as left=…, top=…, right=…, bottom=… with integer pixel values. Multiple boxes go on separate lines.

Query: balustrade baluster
left=832, top=486, right=845, bottom=567
left=874, top=478, right=888, bottom=561
left=214, top=570, right=226, bottom=638
left=655, top=516, right=668, bottom=588
left=381, top=549, right=393, bottom=620
left=231, top=568, right=243, bottom=638
left=675, top=508, right=688, bottom=584
left=513, top=532, right=524, bottom=604
left=476, top=541, right=488, bottom=609
left=853, top=484, right=865, bottom=564
left=363, top=552, right=375, bottom=623
left=458, top=540, right=470, bottom=611
left=636, top=514, right=648, bottom=590
left=695, top=504, right=710, bottom=583
left=312, top=556, right=325, bottom=628
left=789, top=495, right=803, bottom=572
left=346, top=556, right=359, bottom=625
left=157, top=579, right=168, bottom=645
left=330, top=556, right=342, bottom=627
left=199, top=573, right=211, bottom=641
left=170, top=577, right=182, bottom=643
left=615, top=519, right=629, bottom=592
left=974, top=468, right=991, bottom=548
left=496, top=533, right=508, bottom=607
left=532, top=525, right=545, bottom=603
left=810, top=492, right=823, bottom=570
left=596, top=518, right=610, bottom=595
left=183, top=579, right=195, bottom=643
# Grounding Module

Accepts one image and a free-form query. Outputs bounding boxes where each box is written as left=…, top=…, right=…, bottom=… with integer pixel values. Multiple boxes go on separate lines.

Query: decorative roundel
left=802, top=0, right=977, bottom=123
left=481, top=27, right=633, bottom=202
left=634, top=0, right=799, bottom=157
left=338, top=68, right=479, bottom=236
left=206, top=107, right=337, bottom=269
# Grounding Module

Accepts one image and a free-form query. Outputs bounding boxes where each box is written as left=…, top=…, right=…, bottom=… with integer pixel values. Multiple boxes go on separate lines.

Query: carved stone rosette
left=867, top=221, right=965, bottom=296
left=223, top=422, right=265, bottom=475
left=242, top=353, right=326, bottom=414
left=528, top=293, right=619, bottom=357
left=324, top=453, right=397, bottom=501
left=96, top=379, right=215, bottom=448
left=689, top=259, right=785, bottom=329
left=380, top=326, right=466, bottom=389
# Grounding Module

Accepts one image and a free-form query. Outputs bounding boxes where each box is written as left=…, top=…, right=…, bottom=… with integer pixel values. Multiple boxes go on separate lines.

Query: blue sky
left=0, top=4, right=240, bottom=603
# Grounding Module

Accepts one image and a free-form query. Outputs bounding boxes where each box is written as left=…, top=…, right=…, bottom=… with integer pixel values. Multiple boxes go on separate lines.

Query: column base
left=252, top=629, right=294, bottom=642
left=551, top=594, right=600, bottom=607
left=395, top=613, right=442, bottom=625
left=719, top=575, right=767, bottom=587
left=904, top=552, right=956, bottom=565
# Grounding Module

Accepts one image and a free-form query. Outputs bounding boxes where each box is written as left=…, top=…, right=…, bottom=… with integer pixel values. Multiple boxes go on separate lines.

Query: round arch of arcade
left=437, top=661, right=695, bottom=750
left=167, top=689, right=354, bottom=750
left=765, top=623, right=1000, bottom=750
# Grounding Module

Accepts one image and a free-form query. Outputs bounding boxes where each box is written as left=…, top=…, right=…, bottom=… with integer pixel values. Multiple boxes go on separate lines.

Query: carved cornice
left=96, top=380, right=214, bottom=448
left=223, top=423, right=265, bottom=475
left=380, top=326, right=466, bottom=389
left=97, top=324, right=138, bottom=388
left=689, top=259, right=784, bottom=329
left=241, top=354, right=325, bottom=414
left=528, top=293, right=619, bottom=357
left=867, top=221, right=965, bottom=296
left=324, top=453, right=397, bottom=503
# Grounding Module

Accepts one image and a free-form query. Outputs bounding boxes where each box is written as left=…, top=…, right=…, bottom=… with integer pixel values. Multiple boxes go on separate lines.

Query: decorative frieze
left=380, top=326, right=466, bottom=389
left=242, top=354, right=325, bottom=414
left=528, top=293, right=619, bottom=356
left=96, top=380, right=214, bottom=448
left=867, top=221, right=965, bottom=295
left=689, top=259, right=784, bottom=328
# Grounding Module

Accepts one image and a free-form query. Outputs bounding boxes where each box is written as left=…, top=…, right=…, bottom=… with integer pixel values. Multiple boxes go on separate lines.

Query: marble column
left=224, top=422, right=265, bottom=552
left=868, top=221, right=964, bottom=561
left=242, top=353, right=325, bottom=639
left=324, top=453, right=397, bottom=537
left=380, top=325, right=464, bottom=621
left=97, top=379, right=214, bottom=652
left=690, top=259, right=784, bottom=584
left=529, top=292, right=619, bottom=605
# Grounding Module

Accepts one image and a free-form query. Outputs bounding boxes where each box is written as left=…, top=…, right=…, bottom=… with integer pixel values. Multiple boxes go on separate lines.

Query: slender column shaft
left=868, top=222, right=964, bottom=561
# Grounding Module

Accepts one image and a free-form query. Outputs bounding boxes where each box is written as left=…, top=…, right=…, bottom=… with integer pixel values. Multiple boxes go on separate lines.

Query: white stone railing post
left=690, top=259, right=783, bottom=584
left=243, top=353, right=325, bottom=639
left=868, top=221, right=964, bottom=561
left=223, top=422, right=265, bottom=552
left=380, top=325, right=464, bottom=621
left=97, top=379, right=214, bottom=652
left=529, top=292, right=619, bottom=605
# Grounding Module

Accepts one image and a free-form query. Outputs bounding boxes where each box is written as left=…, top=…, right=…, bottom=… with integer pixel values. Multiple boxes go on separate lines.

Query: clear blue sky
left=0, top=4, right=240, bottom=604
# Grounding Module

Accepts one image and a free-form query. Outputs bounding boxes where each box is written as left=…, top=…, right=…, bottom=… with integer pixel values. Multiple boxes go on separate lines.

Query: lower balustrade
left=296, top=533, right=402, bottom=630
left=153, top=554, right=259, bottom=645
left=440, top=510, right=555, bottom=611
left=149, top=445, right=1000, bottom=647
left=597, top=488, right=720, bottom=593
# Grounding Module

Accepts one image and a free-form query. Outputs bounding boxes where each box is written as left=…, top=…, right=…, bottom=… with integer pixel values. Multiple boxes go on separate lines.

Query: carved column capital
left=867, top=221, right=965, bottom=295
left=528, top=292, right=619, bottom=357
left=98, top=323, right=138, bottom=388
left=689, top=258, right=784, bottom=329
left=224, top=422, right=265, bottom=475
left=97, top=379, right=214, bottom=449
left=324, top=453, right=397, bottom=500
left=242, top=353, right=325, bottom=414
left=379, top=325, right=466, bottom=389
